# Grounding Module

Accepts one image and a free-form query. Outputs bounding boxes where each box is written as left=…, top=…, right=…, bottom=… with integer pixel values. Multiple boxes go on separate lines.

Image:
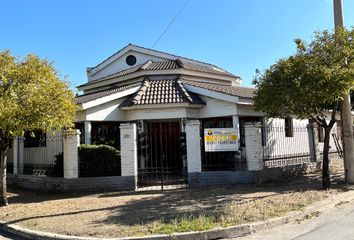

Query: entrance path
left=232, top=199, right=354, bottom=240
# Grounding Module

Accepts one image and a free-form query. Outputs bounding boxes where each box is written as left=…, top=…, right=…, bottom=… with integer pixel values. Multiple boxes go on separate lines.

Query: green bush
left=78, top=144, right=121, bottom=177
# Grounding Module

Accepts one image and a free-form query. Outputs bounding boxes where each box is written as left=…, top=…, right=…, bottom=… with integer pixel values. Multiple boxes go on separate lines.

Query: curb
left=1, top=190, right=354, bottom=240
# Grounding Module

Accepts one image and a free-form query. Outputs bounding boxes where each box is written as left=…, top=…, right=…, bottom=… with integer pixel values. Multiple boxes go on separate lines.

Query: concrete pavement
left=234, top=199, right=354, bottom=240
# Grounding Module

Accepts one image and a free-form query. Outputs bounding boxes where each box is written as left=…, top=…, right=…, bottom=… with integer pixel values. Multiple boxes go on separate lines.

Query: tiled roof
left=79, top=59, right=238, bottom=88
left=74, top=82, right=142, bottom=104
left=120, top=78, right=205, bottom=107
left=182, top=79, right=256, bottom=99
left=177, top=59, right=236, bottom=77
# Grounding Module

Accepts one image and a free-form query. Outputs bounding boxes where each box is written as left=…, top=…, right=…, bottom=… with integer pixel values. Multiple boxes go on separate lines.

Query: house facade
left=6, top=44, right=341, bottom=191
left=71, top=44, right=340, bottom=189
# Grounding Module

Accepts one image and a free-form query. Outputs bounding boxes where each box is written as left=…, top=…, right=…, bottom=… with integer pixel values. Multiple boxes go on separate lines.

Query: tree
left=0, top=50, right=76, bottom=205
left=253, top=28, right=354, bottom=189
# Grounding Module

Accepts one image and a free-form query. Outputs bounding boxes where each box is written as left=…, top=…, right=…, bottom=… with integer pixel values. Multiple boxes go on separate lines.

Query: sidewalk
left=233, top=198, right=354, bottom=240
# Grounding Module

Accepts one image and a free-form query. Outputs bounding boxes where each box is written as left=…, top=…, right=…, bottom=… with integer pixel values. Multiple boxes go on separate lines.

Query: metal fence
left=262, top=125, right=311, bottom=168
left=21, top=133, right=64, bottom=176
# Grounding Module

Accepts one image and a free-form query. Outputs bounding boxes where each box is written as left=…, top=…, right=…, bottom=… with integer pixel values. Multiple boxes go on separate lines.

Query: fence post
left=12, top=138, right=18, bottom=175
left=120, top=123, right=138, bottom=190
left=307, top=124, right=320, bottom=163
left=245, top=122, right=263, bottom=171
left=63, top=130, right=80, bottom=179
left=185, top=120, right=202, bottom=173
left=18, top=137, right=24, bottom=174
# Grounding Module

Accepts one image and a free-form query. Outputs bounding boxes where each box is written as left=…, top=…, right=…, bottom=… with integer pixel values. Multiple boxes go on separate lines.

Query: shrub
left=78, top=144, right=121, bottom=177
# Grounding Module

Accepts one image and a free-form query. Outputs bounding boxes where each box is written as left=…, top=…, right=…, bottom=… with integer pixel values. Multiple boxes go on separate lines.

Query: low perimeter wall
left=188, top=171, right=254, bottom=188
left=7, top=174, right=135, bottom=192
left=188, top=161, right=320, bottom=188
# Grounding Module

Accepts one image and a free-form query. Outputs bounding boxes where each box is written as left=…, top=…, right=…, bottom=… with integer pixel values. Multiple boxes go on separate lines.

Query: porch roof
left=120, top=77, right=205, bottom=107
left=182, top=79, right=256, bottom=99
left=74, top=81, right=142, bottom=104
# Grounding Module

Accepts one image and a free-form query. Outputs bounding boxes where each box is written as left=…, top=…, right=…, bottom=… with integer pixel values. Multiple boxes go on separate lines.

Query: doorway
left=137, top=121, right=187, bottom=190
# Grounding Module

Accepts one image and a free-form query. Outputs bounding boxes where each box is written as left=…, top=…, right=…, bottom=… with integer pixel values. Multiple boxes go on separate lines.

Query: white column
left=245, top=123, right=263, bottom=171
left=63, top=130, right=80, bottom=179
left=185, top=120, right=202, bottom=173
left=120, top=123, right=138, bottom=188
left=84, top=121, right=91, bottom=144
left=232, top=115, right=240, bottom=151
left=18, top=137, right=24, bottom=174
left=12, top=138, right=18, bottom=175
left=232, top=115, right=240, bottom=137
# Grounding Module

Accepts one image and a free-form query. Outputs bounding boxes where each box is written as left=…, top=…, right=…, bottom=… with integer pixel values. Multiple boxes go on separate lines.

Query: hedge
left=78, top=144, right=121, bottom=177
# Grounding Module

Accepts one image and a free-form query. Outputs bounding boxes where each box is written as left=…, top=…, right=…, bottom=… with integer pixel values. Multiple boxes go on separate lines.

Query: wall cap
left=119, top=123, right=136, bottom=129
left=186, top=120, right=200, bottom=126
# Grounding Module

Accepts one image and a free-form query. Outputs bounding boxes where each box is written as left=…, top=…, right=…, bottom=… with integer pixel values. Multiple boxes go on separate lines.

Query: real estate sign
left=204, top=128, right=238, bottom=152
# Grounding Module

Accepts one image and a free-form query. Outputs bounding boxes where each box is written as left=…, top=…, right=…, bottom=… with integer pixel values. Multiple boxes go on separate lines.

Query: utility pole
left=333, top=0, right=354, bottom=183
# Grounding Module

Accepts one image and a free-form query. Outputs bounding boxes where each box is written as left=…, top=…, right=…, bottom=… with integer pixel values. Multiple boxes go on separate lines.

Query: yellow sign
left=204, top=128, right=238, bottom=152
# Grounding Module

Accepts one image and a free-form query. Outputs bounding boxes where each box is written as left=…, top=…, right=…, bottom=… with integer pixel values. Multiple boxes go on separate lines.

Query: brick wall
left=7, top=174, right=135, bottom=192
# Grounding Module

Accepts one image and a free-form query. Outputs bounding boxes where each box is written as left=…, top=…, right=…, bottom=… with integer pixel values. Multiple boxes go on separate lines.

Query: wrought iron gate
left=138, top=122, right=187, bottom=190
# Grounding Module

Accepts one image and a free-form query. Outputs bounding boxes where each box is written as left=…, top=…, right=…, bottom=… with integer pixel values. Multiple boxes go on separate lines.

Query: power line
left=151, top=0, right=189, bottom=48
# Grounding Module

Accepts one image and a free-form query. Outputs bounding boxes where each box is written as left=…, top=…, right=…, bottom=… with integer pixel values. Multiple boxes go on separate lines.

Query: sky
left=1, top=0, right=354, bottom=92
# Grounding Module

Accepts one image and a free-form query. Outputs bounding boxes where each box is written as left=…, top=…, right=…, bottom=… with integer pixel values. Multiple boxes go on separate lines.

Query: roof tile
left=120, top=77, right=205, bottom=107
left=74, top=82, right=141, bottom=104
left=182, top=79, right=256, bottom=99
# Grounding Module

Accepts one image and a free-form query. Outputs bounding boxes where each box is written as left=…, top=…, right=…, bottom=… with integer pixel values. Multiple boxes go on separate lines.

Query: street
left=234, top=199, right=354, bottom=240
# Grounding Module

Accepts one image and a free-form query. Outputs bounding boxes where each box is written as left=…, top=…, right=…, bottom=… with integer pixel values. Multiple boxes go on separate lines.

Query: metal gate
left=137, top=121, right=187, bottom=190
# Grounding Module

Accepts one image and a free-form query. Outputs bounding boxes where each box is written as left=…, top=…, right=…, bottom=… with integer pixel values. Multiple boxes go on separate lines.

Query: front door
left=138, top=121, right=187, bottom=190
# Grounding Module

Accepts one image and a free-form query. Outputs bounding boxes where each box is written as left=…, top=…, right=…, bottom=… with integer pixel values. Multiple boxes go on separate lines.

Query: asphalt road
left=234, top=199, right=354, bottom=240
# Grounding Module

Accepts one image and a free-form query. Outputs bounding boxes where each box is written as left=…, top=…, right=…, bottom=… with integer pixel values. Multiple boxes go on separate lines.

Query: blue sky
left=1, top=0, right=354, bottom=91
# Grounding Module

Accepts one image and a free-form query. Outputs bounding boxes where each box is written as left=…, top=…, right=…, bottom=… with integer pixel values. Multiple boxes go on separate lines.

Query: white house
left=72, top=44, right=341, bottom=188
left=7, top=44, right=341, bottom=191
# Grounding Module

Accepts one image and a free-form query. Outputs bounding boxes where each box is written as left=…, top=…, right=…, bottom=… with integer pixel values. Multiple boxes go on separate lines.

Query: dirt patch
left=0, top=158, right=347, bottom=238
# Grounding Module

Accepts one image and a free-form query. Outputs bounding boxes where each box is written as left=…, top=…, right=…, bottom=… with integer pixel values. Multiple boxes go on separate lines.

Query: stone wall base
left=188, top=171, right=254, bottom=188
left=252, top=162, right=318, bottom=183
left=7, top=174, right=135, bottom=192
left=188, top=162, right=320, bottom=187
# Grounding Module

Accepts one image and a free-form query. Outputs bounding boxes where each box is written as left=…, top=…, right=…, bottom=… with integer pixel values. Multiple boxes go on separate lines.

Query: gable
left=88, top=49, right=171, bottom=82
left=86, top=44, right=238, bottom=83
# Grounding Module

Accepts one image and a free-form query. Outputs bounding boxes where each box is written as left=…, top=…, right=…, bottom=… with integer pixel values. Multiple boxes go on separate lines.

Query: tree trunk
left=0, top=144, right=9, bottom=206
left=322, top=127, right=331, bottom=190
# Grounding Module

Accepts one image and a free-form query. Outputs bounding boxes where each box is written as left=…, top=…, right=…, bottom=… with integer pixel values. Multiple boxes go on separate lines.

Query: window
left=24, top=130, right=46, bottom=148
left=126, top=55, right=137, bottom=66
left=285, top=118, right=294, bottom=137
